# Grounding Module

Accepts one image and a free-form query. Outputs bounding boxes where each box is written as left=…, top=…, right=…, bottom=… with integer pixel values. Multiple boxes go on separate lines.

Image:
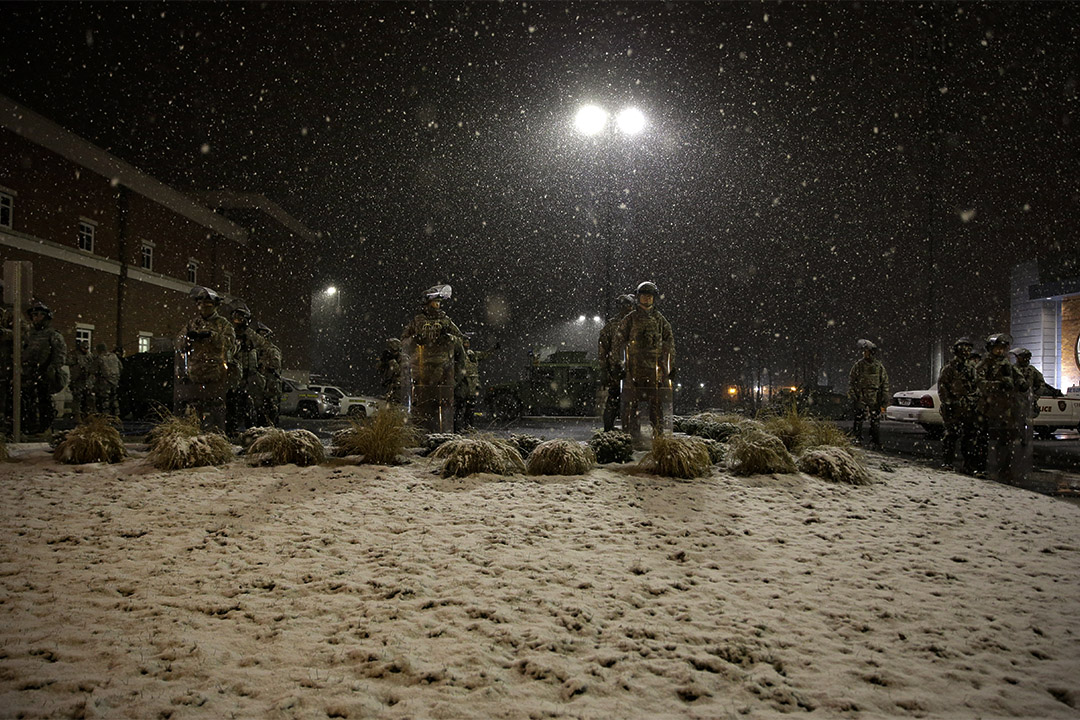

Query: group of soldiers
left=847, top=332, right=1056, bottom=482
left=385, top=284, right=483, bottom=433
left=66, top=338, right=123, bottom=423
left=387, top=280, right=675, bottom=443
left=175, top=286, right=283, bottom=434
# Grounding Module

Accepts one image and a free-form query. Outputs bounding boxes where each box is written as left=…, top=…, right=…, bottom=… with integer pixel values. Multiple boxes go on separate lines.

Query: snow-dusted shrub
left=246, top=428, right=325, bottom=467
left=637, top=435, right=712, bottom=479
left=333, top=405, right=421, bottom=464
left=727, top=427, right=797, bottom=476
left=797, top=446, right=873, bottom=485
left=430, top=437, right=525, bottom=478
left=588, top=430, right=635, bottom=464
left=526, top=439, right=595, bottom=475
left=763, top=407, right=852, bottom=455
left=53, top=415, right=127, bottom=464
left=146, top=428, right=233, bottom=470
left=700, top=438, right=726, bottom=465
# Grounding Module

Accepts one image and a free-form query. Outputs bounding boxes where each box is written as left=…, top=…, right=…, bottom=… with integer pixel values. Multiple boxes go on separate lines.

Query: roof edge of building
left=192, top=190, right=320, bottom=244
left=0, top=93, right=248, bottom=245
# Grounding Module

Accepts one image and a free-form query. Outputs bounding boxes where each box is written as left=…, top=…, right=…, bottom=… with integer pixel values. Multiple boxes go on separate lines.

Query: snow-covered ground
left=0, top=443, right=1077, bottom=719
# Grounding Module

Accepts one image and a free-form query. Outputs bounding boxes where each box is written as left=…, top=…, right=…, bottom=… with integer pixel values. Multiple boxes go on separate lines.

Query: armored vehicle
left=485, top=350, right=601, bottom=419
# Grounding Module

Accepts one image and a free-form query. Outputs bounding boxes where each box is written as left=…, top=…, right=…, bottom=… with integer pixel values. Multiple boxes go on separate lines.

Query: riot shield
left=402, top=336, right=455, bottom=433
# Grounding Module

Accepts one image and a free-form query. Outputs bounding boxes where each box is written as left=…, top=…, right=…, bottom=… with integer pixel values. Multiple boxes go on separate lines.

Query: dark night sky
left=2, top=1, right=1077, bottom=396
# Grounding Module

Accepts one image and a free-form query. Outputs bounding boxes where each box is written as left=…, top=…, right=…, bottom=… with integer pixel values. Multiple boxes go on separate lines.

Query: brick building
left=0, top=94, right=316, bottom=378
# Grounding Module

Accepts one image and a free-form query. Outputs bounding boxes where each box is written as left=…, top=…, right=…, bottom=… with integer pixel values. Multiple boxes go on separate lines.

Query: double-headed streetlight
left=572, top=103, right=646, bottom=319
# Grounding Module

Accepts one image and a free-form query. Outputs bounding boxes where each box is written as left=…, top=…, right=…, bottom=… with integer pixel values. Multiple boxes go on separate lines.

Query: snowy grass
left=727, top=426, right=797, bottom=476
left=637, top=435, right=712, bottom=479
left=145, top=410, right=233, bottom=470
left=246, top=427, right=325, bottom=467
left=332, top=405, right=420, bottom=465
left=526, top=439, right=595, bottom=475
left=797, top=445, right=873, bottom=485
left=430, top=437, right=525, bottom=478
left=53, top=414, right=127, bottom=464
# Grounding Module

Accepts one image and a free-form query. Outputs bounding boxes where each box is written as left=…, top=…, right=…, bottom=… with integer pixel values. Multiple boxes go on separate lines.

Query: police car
left=887, top=386, right=1080, bottom=439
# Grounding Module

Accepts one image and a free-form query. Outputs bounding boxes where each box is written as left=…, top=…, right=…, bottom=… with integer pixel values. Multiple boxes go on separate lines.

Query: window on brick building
left=187, top=259, right=198, bottom=284
left=0, top=191, right=12, bottom=229
left=140, top=242, right=154, bottom=270
left=222, top=271, right=232, bottom=295
left=77, top=220, right=96, bottom=253
left=138, top=332, right=152, bottom=353
left=75, top=325, right=94, bottom=349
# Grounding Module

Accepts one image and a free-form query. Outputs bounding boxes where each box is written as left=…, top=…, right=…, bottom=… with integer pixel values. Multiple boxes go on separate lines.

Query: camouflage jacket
left=597, top=307, right=633, bottom=375
left=401, top=307, right=463, bottom=386
left=69, top=350, right=96, bottom=391
left=177, top=311, right=236, bottom=385
left=615, top=306, right=675, bottom=386
left=848, top=358, right=889, bottom=408
left=1016, top=364, right=1046, bottom=398
left=235, top=325, right=273, bottom=380
left=93, top=351, right=123, bottom=386
left=937, top=357, right=977, bottom=414
left=975, top=354, right=1028, bottom=429
left=23, top=320, right=66, bottom=379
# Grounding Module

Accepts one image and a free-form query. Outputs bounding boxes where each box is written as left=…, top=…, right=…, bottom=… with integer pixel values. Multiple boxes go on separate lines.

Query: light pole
left=572, top=103, right=646, bottom=319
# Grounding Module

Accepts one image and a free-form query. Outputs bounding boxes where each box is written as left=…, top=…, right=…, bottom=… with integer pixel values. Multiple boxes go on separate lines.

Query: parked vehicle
left=485, top=350, right=601, bottom=419
left=886, top=386, right=1080, bottom=439
left=279, top=378, right=338, bottom=418
left=307, top=384, right=379, bottom=418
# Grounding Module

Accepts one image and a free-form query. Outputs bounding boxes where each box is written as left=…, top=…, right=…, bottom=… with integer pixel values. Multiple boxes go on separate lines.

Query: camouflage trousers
left=851, top=401, right=882, bottom=446
left=71, top=387, right=96, bottom=423
left=97, top=382, right=120, bottom=417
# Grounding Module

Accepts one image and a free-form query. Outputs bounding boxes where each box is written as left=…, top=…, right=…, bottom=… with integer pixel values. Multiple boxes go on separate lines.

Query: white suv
left=280, top=378, right=339, bottom=418
left=307, top=384, right=380, bottom=418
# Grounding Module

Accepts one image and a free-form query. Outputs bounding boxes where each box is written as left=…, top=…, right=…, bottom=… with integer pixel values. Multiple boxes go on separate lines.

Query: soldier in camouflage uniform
left=937, top=337, right=978, bottom=472
left=975, top=333, right=1029, bottom=483
left=22, top=300, right=67, bottom=435
left=1013, top=348, right=1048, bottom=410
left=401, top=285, right=464, bottom=432
left=92, top=343, right=123, bottom=417
left=848, top=339, right=889, bottom=449
left=176, top=286, right=236, bottom=433
left=598, top=294, right=636, bottom=432
left=254, top=321, right=283, bottom=426
left=68, top=341, right=96, bottom=423
left=226, top=301, right=272, bottom=434
left=454, top=335, right=482, bottom=432
left=614, top=281, right=676, bottom=445
left=377, top=337, right=403, bottom=403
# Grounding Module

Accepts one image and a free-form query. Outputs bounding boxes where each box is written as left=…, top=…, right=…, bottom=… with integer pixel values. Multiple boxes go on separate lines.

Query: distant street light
left=325, top=286, right=337, bottom=296
left=616, top=108, right=646, bottom=135
left=574, top=105, right=608, bottom=136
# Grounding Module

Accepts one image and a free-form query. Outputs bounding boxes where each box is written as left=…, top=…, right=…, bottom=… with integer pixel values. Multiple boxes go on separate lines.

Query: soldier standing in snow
left=614, top=281, right=676, bottom=446
left=176, top=286, right=236, bottom=433
left=254, top=321, right=283, bottom=426
left=93, top=343, right=123, bottom=417
left=68, top=341, right=96, bottom=423
left=848, top=339, right=889, bottom=449
left=22, top=300, right=67, bottom=435
left=975, top=333, right=1029, bottom=483
left=226, top=301, right=271, bottom=434
left=598, top=294, right=636, bottom=432
left=937, top=337, right=978, bottom=472
left=377, top=337, right=403, bottom=403
left=401, top=285, right=464, bottom=432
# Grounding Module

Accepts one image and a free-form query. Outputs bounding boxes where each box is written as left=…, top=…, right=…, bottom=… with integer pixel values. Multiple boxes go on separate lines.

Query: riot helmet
left=254, top=321, right=274, bottom=338
left=986, top=332, right=1011, bottom=350
left=617, top=293, right=636, bottom=308
left=857, top=338, right=878, bottom=353
left=25, top=300, right=52, bottom=319
left=1014, top=347, right=1032, bottom=359
left=423, top=284, right=452, bottom=303
left=189, top=286, right=222, bottom=305
left=231, top=301, right=252, bottom=321
left=636, top=281, right=659, bottom=297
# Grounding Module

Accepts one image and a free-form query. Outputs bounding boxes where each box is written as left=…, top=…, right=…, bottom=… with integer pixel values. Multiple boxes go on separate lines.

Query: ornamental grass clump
left=700, top=438, right=727, bottom=465
left=637, top=435, right=712, bottom=479
left=53, top=415, right=127, bottom=464
left=430, top=437, right=525, bottom=478
left=145, top=410, right=233, bottom=470
left=727, top=426, right=797, bottom=476
left=332, top=405, right=421, bottom=465
left=526, top=439, right=595, bottom=475
left=588, top=430, right=634, bottom=464
left=797, top=445, right=873, bottom=485
left=763, top=406, right=852, bottom=455
left=246, top=427, right=325, bottom=467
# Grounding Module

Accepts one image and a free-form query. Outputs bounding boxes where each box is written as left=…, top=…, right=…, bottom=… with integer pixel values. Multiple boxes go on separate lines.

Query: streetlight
left=572, top=102, right=647, bottom=317
left=325, top=286, right=337, bottom=297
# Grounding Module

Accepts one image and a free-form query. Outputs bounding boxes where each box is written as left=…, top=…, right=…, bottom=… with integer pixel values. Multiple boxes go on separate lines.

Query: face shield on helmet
left=189, top=286, right=222, bottom=305
left=635, top=281, right=658, bottom=297
left=423, top=284, right=452, bottom=303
